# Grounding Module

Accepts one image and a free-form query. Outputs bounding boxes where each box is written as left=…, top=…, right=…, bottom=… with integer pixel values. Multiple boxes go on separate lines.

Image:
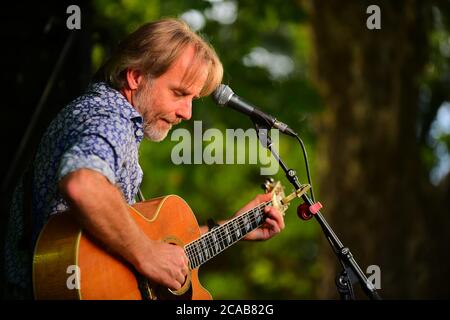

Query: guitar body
left=33, top=195, right=212, bottom=300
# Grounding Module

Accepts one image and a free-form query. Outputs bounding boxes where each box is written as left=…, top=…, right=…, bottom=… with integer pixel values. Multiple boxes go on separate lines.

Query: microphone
left=212, top=84, right=297, bottom=137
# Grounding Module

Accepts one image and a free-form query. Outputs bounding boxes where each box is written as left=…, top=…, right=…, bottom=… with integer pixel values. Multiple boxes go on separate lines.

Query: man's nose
left=176, top=99, right=192, bottom=120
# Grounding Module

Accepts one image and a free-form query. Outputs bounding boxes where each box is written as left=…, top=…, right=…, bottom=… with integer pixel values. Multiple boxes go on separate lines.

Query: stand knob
left=297, top=203, right=313, bottom=220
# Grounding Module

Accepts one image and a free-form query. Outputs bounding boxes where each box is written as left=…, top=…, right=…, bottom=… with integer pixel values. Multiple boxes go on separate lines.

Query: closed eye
left=173, top=90, right=186, bottom=97
left=173, top=89, right=200, bottom=101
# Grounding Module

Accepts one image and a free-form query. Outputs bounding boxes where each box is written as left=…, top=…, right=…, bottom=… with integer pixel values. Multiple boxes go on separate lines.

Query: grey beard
left=142, top=116, right=170, bottom=142
left=134, top=81, right=170, bottom=142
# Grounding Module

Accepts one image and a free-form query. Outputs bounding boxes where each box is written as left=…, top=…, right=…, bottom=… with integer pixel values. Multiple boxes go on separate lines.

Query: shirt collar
left=87, top=82, right=144, bottom=143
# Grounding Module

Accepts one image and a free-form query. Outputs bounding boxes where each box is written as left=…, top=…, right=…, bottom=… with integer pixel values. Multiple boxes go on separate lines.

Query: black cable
left=294, top=134, right=316, bottom=202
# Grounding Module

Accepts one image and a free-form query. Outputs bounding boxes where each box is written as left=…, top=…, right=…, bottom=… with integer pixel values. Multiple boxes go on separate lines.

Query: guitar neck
left=185, top=200, right=272, bottom=269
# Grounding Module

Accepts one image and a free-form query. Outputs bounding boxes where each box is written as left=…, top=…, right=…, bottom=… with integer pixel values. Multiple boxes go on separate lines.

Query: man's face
left=133, top=45, right=208, bottom=142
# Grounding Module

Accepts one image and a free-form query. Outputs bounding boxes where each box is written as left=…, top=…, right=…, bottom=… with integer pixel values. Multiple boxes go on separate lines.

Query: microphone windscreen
left=212, top=84, right=234, bottom=106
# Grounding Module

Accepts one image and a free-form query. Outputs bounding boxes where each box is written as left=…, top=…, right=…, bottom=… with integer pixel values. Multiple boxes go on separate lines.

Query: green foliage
left=92, top=0, right=323, bottom=299
left=418, top=3, right=450, bottom=184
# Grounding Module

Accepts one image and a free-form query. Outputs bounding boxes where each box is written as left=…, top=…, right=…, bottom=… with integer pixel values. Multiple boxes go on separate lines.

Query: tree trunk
left=306, top=0, right=450, bottom=298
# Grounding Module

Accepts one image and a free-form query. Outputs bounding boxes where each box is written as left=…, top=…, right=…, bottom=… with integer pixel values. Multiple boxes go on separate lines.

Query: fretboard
left=185, top=200, right=272, bottom=269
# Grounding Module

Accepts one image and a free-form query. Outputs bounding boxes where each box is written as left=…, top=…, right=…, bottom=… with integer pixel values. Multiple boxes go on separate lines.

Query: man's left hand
left=234, top=192, right=285, bottom=241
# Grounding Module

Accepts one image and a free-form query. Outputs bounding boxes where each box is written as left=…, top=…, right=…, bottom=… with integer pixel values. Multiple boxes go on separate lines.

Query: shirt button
left=135, top=128, right=144, bottom=137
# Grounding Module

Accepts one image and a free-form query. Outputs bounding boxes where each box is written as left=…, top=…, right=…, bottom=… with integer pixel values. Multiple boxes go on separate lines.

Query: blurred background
left=1, top=0, right=449, bottom=299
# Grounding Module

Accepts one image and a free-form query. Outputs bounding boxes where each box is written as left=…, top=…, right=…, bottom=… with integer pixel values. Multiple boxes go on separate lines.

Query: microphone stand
left=253, top=121, right=381, bottom=300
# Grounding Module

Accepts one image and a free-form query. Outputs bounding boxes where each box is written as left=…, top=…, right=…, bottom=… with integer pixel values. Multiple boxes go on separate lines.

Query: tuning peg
left=261, top=181, right=270, bottom=191
left=261, top=177, right=275, bottom=192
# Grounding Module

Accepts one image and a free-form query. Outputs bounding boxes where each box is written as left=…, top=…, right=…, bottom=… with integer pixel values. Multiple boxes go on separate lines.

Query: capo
left=281, top=184, right=311, bottom=206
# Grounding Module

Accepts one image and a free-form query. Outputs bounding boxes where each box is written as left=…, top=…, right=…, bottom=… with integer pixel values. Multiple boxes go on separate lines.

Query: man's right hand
left=135, top=240, right=189, bottom=290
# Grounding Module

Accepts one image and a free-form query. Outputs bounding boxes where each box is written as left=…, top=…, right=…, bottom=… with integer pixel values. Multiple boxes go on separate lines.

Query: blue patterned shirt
left=4, top=82, right=144, bottom=296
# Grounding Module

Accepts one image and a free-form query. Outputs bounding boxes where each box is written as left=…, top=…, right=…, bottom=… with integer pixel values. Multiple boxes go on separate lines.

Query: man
left=3, top=18, right=284, bottom=299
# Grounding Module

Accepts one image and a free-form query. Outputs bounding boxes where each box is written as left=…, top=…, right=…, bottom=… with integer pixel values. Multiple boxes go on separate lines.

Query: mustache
left=163, top=117, right=182, bottom=125
left=141, top=111, right=182, bottom=127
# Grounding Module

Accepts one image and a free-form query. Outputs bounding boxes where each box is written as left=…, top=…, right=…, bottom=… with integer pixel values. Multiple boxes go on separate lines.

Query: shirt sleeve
left=57, top=134, right=118, bottom=184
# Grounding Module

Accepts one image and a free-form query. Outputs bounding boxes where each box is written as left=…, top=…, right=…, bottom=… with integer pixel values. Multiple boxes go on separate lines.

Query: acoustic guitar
left=32, top=179, right=289, bottom=300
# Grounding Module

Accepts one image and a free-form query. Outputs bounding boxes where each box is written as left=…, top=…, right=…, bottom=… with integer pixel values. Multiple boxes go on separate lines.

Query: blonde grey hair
left=95, top=18, right=223, bottom=96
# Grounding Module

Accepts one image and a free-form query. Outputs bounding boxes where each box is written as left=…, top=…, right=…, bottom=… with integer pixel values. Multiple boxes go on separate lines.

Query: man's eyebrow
left=174, top=86, right=200, bottom=99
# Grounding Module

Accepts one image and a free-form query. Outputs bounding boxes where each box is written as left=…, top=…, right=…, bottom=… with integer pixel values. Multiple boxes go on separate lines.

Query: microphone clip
left=253, top=120, right=273, bottom=150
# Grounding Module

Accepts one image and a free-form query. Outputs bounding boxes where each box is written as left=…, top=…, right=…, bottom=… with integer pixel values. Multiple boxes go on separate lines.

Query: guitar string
left=185, top=201, right=270, bottom=263
left=188, top=207, right=265, bottom=269
left=184, top=200, right=268, bottom=254
left=185, top=201, right=268, bottom=259
left=185, top=203, right=268, bottom=268
left=186, top=200, right=275, bottom=268
left=185, top=201, right=273, bottom=268
left=199, top=204, right=267, bottom=253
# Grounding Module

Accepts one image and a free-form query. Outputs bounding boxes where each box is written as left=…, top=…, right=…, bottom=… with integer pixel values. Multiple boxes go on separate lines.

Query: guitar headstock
left=262, top=178, right=289, bottom=215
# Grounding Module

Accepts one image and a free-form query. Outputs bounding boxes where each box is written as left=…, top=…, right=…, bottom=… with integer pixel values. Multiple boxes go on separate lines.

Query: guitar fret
left=217, top=226, right=226, bottom=251
left=250, top=211, right=255, bottom=228
left=188, top=249, right=195, bottom=269
left=195, top=242, right=203, bottom=266
left=187, top=245, right=193, bottom=268
left=233, top=219, right=241, bottom=238
left=185, top=200, right=273, bottom=269
left=226, top=224, right=233, bottom=245
left=256, top=209, right=263, bottom=225
left=202, top=238, right=210, bottom=259
left=251, top=208, right=261, bottom=228
left=243, top=214, right=251, bottom=233
left=208, top=233, right=217, bottom=256
left=199, top=239, right=206, bottom=260
left=191, top=243, right=200, bottom=268
left=237, top=216, right=247, bottom=237
left=211, top=231, right=220, bottom=254
left=203, top=236, right=211, bottom=259
left=198, top=242, right=206, bottom=264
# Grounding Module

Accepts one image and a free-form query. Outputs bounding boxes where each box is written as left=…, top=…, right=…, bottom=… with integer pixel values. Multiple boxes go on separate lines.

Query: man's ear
left=125, top=69, right=143, bottom=90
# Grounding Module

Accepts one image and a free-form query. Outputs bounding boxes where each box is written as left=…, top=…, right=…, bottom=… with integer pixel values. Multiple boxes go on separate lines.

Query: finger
left=181, top=265, right=189, bottom=277
left=265, top=219, right=281, bottom=234
left=258, top=192, right=272, bottom=202
left=181, top=253, right=189, bottom=267
left=264, top=207, right=285, bottom=229
left=177, top=272, right=186, bottom=286
left=175, top=246, right=189, bottom=266
left=269, top=206, right=285, bottom=227
left=169, top=279, right=181, bottom=291
left=252, top=193, right=269, bottom=206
